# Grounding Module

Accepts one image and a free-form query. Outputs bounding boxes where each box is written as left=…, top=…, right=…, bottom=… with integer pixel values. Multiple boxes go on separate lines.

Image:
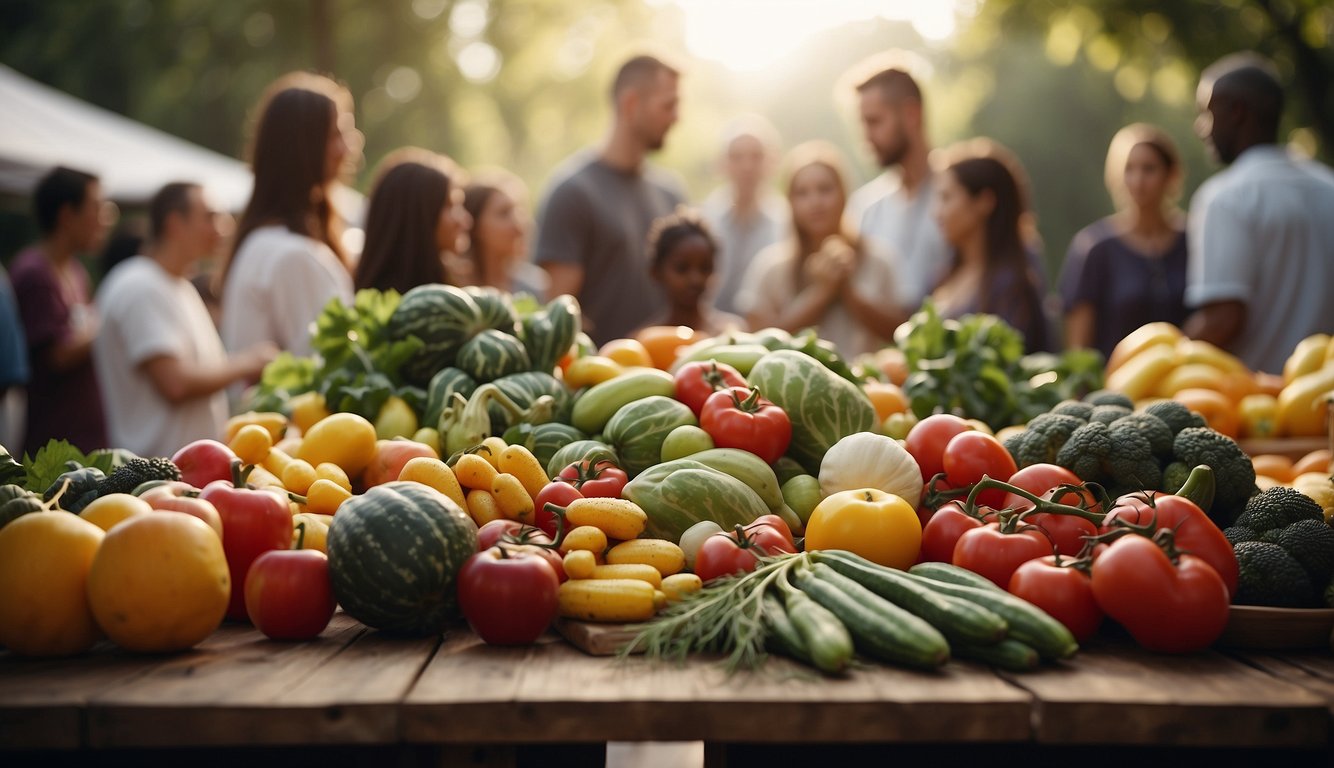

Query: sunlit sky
left=663, top=0, right=974, bottom=72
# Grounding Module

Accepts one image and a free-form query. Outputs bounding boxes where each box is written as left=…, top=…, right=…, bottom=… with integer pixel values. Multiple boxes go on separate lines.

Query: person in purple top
left=1060, top=124, right=1188, bottom=360
left=10, top=166, right=112, bottom=454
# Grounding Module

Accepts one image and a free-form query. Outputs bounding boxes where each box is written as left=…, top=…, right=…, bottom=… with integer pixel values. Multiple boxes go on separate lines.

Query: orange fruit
left=87, top=513, right=230, bottom=653
left=79, top=493, right=153, bottom=532
left=1293, top=449, right=1332, bottom=477
left=1250, top=454, right=1296, bottom=484
left=873, top=347, right=909, bottom=386
left=598, top=338, right=654, bottom=369
left=0, top=512, right=105, bottom=657
left=863, top=381, right=910, bottom=422
left=635, top=325, right=703, bottom=370
left=1252, top=372, right=1285, bottom=398
left=1172, top=388, right=1240, bottom=438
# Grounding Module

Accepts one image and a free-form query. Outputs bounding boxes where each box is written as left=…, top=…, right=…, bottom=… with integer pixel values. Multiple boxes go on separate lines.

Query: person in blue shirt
left=0, top=264, right=30, bottom=450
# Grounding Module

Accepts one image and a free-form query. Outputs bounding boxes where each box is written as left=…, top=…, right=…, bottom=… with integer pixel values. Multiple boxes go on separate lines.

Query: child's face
left=654, top=233, right=714, bottom=310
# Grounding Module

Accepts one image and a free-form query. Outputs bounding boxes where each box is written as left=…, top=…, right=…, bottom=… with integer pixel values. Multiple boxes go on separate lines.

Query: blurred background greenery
left=1, top=0, right=1330, bottom=285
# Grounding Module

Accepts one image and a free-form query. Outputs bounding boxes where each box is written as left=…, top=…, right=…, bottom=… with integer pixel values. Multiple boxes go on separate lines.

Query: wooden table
left=2, top=613, right=1332, bottom=766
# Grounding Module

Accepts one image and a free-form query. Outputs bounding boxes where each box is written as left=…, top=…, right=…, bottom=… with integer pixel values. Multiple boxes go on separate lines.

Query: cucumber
left=570, top=369, right=675, bottom=434
left=779, top=579, right=853, bottom=675
left=686, top=448, right=785, bottom=512
left=953, top=638, right=1040, bottom=672
left=814, top=551, right=1007, bottom=644
left=762, top=590, right=813, bottom=667
left=909, top=562, right=1006, bottom=592
left=905, top=574, right=1078, bottom=660
left=672, top=343, right=771, bottom=375
left=795, top=564, right=949, bottom=670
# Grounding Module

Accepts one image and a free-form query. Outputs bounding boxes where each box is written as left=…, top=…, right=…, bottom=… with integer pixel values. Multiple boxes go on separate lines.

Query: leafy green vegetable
left=0, top=445, right=23, bottom=485
left=22, top=439, right=89, bottom=494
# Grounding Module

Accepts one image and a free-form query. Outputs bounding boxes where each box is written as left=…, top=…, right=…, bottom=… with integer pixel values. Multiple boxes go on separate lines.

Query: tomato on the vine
left=942, top=431, right=1017, bottom=509
left=904, top=414, right=973, bottom=483
left=1001, top=464, right=1090, bottom=512
left=1008, top=556, right=1102, bottom=642
left=558, top=460, right=628, bottom=498
left=533, top=482, right=583, bottom=537
left=474, top=520, right=565, bottom=581
left=1100, top=493, right=1238, bottom=598
left=673, top=360, right=748, bottom=417
left=952, top=522, right=1051, bottom=588
left=693, top=520, right=796, bottom=582
left=698, top=387, right=792, bottom=465
left=918, top=501, right=984, bottom=564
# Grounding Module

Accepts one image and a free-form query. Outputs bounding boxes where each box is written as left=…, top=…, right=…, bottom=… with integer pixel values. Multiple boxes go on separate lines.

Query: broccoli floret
left=1111, top=412, right=1174, bottom=462
left=1172, top=427, right=1256, bottom=527
left=1054, top=420, right=1160, bottom=493
left=1003, top=431, right=1026, bottom=461
left=1224, top=525, right=1259, bottom=545
left=1050, top=400, right=1095, bottom=421
left=1089, top=404, right=1133, bottom=425
left=1083, top=390, right=1135, bottom=409
left=95, top=457, right=182, bottom=497
left=1235, top=486, right=1323, bottom=533
left=1010, top=413, right=1086, bottom=467
left=1234, top=541, right=1316, bottom=607
left=1145, top=400, right=1207, bottom=436
left=1275, top=518, right=1334, bottom=587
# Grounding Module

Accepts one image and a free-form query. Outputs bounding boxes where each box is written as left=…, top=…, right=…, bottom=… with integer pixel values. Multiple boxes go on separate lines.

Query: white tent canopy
left=0, top=64, right=361, bottom=219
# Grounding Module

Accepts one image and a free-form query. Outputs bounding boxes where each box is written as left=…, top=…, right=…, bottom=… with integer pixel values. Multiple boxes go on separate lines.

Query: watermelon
left=502, top=422, right=588, bottom=475
left=489, top=371, right=573, bottom=433
left=455, top=329, right=531, bottom=383
left=464, top=286, right=520, bottom=335
left=389, top=285, right=487, bottom=385
left=748, top=350, right=877, bottom=474
left=602, top=396, right=697, bottom=477
left=622, top=459, right=770, bottom=541
left=521, top=294, right=581, bottom=374
left=546, top=440, right=619, bottom=479
left=423, top=367, right=477, bottom=431
left=326, top=481, right=477, bottom=636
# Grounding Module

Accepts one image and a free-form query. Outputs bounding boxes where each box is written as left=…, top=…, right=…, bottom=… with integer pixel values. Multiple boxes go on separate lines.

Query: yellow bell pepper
left=1275, top=365, right=1334, bottom=437
left=803, top=488, right=921, bottom=570
left=1282, top=334, right=1330, bottom=384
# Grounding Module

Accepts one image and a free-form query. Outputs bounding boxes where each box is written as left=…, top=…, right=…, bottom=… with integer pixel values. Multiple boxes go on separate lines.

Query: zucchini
left=813, top=551, right=1007, bottom=644
left=909, top=562, right=1006, bottom=592
left=953, top=638, right=1040, bottom=672
left=905, top=574, right=1078, bottom=660
left=762, top=590, right=814, bottom=667
left=795, top=563, right=949, bottom=670
left=779, top=579, right=853, bottom=674
left=570, top=369, right=675, bottom=434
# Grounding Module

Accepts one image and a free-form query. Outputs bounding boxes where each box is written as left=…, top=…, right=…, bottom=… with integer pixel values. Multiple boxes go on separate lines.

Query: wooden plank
left=85, top=612, right=376, bottom=747
left=404, top=635, right=1032, bottom=744
left=1012, top=639, right=1328, bottom=747
left=1234, top=652, right=1334, bottom=716
left=553, top=619, right=642, bottom=656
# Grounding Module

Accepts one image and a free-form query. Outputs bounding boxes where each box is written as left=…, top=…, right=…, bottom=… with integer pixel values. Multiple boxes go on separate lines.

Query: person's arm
left=747, top=280, right=840, bottom=332
left=1183, top=300, right=1247, bottom=349
left=1064, top=302, right=1096, bottom=349
left=140, top=344, right=276, bottom=404
left=839, top=243, right=907, bottom=340
left=46, top=321, right=97, bottom=372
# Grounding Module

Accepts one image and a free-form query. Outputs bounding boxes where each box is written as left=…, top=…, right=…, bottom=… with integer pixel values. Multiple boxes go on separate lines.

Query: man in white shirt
left=845, top=52, right=950, bottom=315
left=699, top=115, right=787, bottom=316
left=94, top=183, right=276, bottom=456
left=1184, top=53, right=1334, bottom=374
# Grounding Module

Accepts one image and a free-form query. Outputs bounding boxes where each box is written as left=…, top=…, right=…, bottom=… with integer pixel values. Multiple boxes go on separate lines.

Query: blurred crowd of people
left=2, top=48, right=1332, bottom=458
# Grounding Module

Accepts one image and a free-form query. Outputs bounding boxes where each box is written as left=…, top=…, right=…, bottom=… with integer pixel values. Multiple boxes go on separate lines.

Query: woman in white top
left=221, top=72, right=359, bottom=359
left=737, top=141, right=905, bottom=359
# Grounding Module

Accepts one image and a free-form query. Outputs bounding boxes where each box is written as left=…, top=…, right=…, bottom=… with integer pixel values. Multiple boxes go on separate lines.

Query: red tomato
left=918, top=501, right=984, bottom=564
left=952, top=522, right=1052, bottom=588
left=1024, top=512, right=1098, bottom=557
left=533, top=482, right=583, bottom=537
left=743, top=517, right=796, bottom=554
left=942, top=431, right=1018, bottom=509
left=698, top=387, right=792, bottom=465
left=558, top=460, right=628, bottom=498
left=1101, top=493, right=1238, bottom=598
left=476, top=519, right=551, bottom=551
left=200, top=476, right=293, bottom=621
left=1008, top=556, right=1103, bottom=642
left=1000, top=464, right=1088, bottom=512
left=244, top=548, right=336, bottom=640
left=457, top=545, right=561, bottom=645
left=904, top=414, right=973, bottom=483
left=1090, top=534, right=1230, bottom=653
left=673, top=360, right=748, bottom=417
left=694, top=523, right=796, bottom=582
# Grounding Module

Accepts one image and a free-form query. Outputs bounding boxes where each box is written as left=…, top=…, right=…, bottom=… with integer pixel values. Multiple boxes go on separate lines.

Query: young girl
left=641, top=208, right=745, bottom=335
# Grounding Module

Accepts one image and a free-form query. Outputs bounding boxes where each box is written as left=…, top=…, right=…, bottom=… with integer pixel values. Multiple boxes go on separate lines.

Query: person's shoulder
left=97, top=256, right=156, bottom=299
left=1069, top=217, right=1118, bottom=257
left=643, top=163, right=687, bottom=200
left=8, top=247, right=49, bottom=285
left=545, top=150, right=601, bottom=190
left=849, top=173, right=897, bottom=210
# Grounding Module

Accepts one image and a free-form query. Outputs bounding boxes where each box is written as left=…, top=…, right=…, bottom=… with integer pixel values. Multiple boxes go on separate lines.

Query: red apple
left=201, top=473, right=293, bottom=621
left=140, top=481, right=224, bottom=539
left=244, top=548, right=336, bottom=640
left=172, top=439, right=239, bottom=489
left=362, top=438, right=438, bottom=488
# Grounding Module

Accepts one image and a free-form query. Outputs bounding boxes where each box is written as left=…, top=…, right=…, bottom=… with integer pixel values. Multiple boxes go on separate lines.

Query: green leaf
left=0, top=444, right=23, bottom=485
left=22, top=439, right=89, bottom=494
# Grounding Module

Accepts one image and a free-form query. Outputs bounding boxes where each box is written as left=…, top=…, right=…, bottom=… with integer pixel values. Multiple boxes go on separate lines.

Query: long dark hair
left=221, top=72, right=353, bottom=294
left=355, top=148, right=461, bottom=293
left=942, top=143, right=1046, bottom=345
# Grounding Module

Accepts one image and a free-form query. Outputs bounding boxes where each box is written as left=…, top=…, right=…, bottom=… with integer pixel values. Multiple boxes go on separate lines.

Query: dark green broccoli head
left=95, top=457, right=182, bottom=497
left=1084, top=390, right=1135, bottom=409
left=1172, top=427, right=1256, bottom=527
left=1105, top=421, right=1162, bottom=493
left=1145, top=400, right=1208, bottom=436
left=1011, top=413, right=1087, bottom=467
left=1234, top=541, right=1317, bottom=608
left=1089, top=404, right=1133, bottom=425
left=1049, top=400, right=1095, bottom=421
left=1112, top=412, right=1174, bottom=462
left=1224, top=525, right=1259, bottom=545
left=1275, top=518, right=1334, bottom=588
left=1055, top=421, right=1114, bottom=482
left=1236, top=486, right=1324, bottom=533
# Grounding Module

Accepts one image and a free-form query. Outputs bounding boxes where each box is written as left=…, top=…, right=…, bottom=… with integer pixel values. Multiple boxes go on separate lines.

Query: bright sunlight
left=669, top=0, right=971, bottom=73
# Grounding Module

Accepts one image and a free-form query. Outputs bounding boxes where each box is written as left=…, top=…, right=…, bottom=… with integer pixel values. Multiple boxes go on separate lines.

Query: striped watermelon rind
left=464, top=286, right=520, bottom=335
left=326, top=481, right=478, bottom=636
left=601, top=395, right=698, bottom=477
left=455, top=329, right=532, bottom=383
left=522, top=295, right=581, bottom=374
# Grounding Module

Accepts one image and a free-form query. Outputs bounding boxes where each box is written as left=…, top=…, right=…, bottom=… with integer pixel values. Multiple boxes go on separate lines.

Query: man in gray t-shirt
left=535, top=55, right=685, bottom=345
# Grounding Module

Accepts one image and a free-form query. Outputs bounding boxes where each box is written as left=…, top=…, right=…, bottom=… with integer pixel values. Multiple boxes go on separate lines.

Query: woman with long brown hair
left=931, top=139, right=1051, bottom=353
left=354, top=148, right=470, bottom=293
left=220, top=72, right=359, bottom=358
left=461, top=172, right=547, bottom=297
left=737, top=141, right=903, bottom=358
